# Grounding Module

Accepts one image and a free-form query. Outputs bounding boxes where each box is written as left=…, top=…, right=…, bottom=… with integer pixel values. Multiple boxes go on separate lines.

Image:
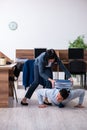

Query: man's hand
left=38, top=104, right=47, bottom=108
left=74, top=104, right=85, bottom=108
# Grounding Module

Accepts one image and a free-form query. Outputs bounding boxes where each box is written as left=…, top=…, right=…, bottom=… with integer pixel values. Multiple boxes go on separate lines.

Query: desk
left=0, top=63, right=16, bottom=107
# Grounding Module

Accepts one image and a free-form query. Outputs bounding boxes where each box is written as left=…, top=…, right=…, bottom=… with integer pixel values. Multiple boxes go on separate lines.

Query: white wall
left=0, top=0, right=87, bottom=60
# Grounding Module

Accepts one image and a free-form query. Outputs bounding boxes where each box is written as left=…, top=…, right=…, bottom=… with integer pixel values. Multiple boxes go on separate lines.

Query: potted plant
left=68, top=35, right=87, bottom=49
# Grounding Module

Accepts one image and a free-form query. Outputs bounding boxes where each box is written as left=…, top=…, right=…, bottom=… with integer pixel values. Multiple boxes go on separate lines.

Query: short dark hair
left=59, top=89, right=70, bottom=100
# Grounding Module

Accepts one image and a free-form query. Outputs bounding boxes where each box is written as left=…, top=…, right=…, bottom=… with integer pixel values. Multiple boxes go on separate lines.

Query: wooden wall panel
left=16, top=49, right=34, bottom=59
left=16, top=49, right=87, bottom=62
left=55, top=50, right=59, bottom=57
left=59, top=50, right=68, bottom=61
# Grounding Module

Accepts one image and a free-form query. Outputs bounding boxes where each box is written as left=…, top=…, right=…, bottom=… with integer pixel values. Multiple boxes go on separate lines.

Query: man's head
left=56, top=89, right=70, bottom=102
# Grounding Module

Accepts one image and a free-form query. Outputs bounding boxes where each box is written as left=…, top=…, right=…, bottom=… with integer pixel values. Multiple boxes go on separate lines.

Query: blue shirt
left=37, top=88, right=85, bottom=106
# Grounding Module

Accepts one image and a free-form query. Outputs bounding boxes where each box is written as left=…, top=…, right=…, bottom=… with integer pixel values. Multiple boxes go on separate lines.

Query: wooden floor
left=0, top=83, right=87, bottom=130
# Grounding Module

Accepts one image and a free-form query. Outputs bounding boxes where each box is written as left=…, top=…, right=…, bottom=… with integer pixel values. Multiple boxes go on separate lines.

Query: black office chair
left=34, top=48, right=47, bottom=58
left=9, top=69, right=18, bottom=102
left=9, top=62, right=23, bottom=102
left=68, top=48, right=86, bottom=88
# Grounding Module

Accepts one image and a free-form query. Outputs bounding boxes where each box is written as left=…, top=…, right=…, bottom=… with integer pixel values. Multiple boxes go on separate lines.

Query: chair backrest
left=68, top=48, right=86, bottom=74
left=69, top=60, right=86, bottom=74
left=34, top=48, right=47, bottom=58
left=68, top=48, right=84, bottom=60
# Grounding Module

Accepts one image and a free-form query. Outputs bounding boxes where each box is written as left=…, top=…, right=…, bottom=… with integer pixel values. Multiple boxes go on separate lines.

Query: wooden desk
left=0, top=63, right=16, bottom=107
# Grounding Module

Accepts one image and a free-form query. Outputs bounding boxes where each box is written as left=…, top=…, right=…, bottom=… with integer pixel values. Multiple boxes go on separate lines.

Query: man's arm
left=62, top=89, right=85, bottom=108
left=37, top=89, right=48, bottom=108
left=74, top=89, right=85, bottom=108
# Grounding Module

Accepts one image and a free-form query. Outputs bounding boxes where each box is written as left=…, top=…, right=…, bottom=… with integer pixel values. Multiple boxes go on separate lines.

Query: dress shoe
left=44, top=98, right=52, bottom=106
left=21, top=101, right=28, bottom=106
left=43, top=101, right=52, bottom=106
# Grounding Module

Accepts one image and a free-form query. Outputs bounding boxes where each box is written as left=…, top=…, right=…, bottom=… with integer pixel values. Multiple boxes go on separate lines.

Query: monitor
left=34, top=48, right=47, bottom=58
left=68, top=48, right=84, bottom=59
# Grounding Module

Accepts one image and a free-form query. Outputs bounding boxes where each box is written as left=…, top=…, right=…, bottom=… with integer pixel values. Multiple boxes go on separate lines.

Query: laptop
left=54, top=79, right=73, bottom=89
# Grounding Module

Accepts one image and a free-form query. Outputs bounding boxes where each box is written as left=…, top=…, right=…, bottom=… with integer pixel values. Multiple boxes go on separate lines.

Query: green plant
left=69, top=35, right=87, bottom=49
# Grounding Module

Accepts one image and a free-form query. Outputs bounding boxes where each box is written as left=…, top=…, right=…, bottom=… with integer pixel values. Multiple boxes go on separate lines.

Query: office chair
left=9, top=70, right=18, bottom=102
left=34, top=48, right=47, bottom=58
left=9, top=62, right=23, bottom=102
left=68, top=48, right=86, bottom=88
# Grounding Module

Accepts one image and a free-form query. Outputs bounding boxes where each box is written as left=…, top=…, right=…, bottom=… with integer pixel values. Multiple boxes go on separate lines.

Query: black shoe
left=21, top=101, right=28, bottom=106
left=43, top=101, right=52, bottom=106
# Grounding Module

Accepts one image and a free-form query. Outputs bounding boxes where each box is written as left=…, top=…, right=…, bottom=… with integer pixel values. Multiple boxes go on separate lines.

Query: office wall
left=0, top=0, right=87, bottom=60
